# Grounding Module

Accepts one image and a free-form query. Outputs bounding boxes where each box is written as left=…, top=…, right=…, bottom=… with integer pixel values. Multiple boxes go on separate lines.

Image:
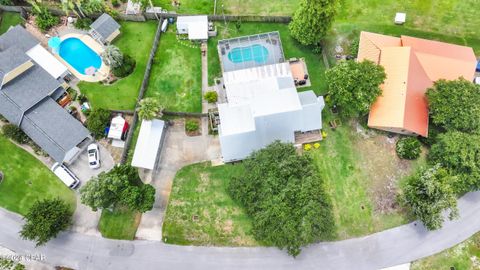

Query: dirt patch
left=223, top=219, right=234, bottom=235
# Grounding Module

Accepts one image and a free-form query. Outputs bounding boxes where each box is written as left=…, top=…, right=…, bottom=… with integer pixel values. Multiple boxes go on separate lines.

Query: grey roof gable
left=21, top=98, right=91, bottom=162
left=90, top=13, right=120, bottom=40
left=0, top=92, right=23, bottom=124
left=0, top=47, right=31, bottom=76
left=0, top=25, right=38, bottom=52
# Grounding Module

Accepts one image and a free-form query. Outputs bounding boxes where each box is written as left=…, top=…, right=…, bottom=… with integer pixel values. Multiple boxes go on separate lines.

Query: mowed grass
left=0, top=135, right=76, bottom=216
left=79, top=21, right=157, bottom=110
left=99, top=207, right=141, bottom=240
left=146, top=29, right=202, bottom=112
left=0, top=12, right=23, bottom=34
left=208, top=22, right=328, bottom=94
left=412, top=232, right=480, bottom=270
left=162, top=162, right=258, bottom=246
left=152, top=0, right=214, bottom=14
left=219, top=0, right=297, bottom=16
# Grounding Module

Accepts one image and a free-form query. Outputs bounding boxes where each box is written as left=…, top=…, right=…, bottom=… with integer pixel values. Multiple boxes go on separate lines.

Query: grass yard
left=208, top=22, right=328, bottom=94
left=218, top=0, right=297, bottom=16
left=152, top=0, right=214, bottom=14
left=0, top=12, right=23, bottom=35
left=0, top=135, right=76, bottom=216
left=162, top=162, right=258, bottom=246
left=145, top=29, right=202, bottom=112
left=411, top=232, right=480, bottom=270
left=78, top=21, right=157, bottom=110
left=98, top=207, right=141, bottom=240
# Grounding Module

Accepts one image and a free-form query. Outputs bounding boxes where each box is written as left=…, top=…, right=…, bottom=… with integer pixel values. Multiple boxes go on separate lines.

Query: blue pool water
left=59, top=38, right=102, bottom=75
left=228, top=44, right=269, bottom=64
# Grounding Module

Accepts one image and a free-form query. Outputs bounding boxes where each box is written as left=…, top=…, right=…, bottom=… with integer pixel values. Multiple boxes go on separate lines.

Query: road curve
left=1, top=191, right=480, bottom=270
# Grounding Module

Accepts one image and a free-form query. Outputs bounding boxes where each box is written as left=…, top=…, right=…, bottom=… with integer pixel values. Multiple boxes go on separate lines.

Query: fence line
left=163, top=111, right=208, bottom=118
left=119, top=19, right=163, bottom=164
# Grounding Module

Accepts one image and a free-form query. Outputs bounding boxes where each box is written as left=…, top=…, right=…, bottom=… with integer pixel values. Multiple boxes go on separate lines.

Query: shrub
left=66, top=88, right=77, bottom=101
left=350, top=37, right=359, bottom=56
left=86, top=108, right=111, bottom=139
left=78, top=94, right=88, bottom=103
left=31, top=4, right=59, bottom=31
left=185, top=119, right=199, bottom=132
left=111, top=0, right=120, bottom=7
left=2, top=124, right=29, bottom=144
left=0, top=0, right=13, bottom=5
left=74, top=17, right=92, bottom=30
left=396, top=137, right=421, bottom=160
left=112, top=54, right=136, bottom=78
left=204, top=91, right=218, bottom=103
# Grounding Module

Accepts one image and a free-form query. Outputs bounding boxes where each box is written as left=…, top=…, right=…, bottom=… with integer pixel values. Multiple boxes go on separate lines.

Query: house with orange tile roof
left=357, top=31, right=477, bottom=137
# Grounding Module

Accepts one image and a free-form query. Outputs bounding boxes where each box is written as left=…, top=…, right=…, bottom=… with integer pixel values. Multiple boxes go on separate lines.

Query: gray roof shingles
left=0, top=25, right=39, bottom=52
left=90, top=13, right=120, bottom=40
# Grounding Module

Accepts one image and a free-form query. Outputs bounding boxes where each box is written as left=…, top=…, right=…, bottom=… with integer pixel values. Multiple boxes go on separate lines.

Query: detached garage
left=131, top=119, right=166, bottom=170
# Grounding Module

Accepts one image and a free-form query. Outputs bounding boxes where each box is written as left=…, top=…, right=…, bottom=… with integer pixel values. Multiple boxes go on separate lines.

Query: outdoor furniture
left=304, top=74, right=309, bottom=80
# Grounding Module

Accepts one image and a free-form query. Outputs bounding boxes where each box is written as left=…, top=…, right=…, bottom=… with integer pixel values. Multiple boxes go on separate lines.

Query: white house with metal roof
left=217, top=62, right=325, bottom=162
left=176, top=16, right=208, bottom=40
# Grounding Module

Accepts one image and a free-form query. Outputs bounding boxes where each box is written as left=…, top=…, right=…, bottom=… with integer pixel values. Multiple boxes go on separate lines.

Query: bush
left=74, top=17, right=92, bottom=30
left=86, top=108, right=111, bottom=139
left=66, top=88, right=77, bottom=101
left=0, top=0, right=13, bottom=5
left=396, top=137, right=421, bottom=160
left=111, top=0, right=120, bottom=7
left=78, top=94, right=88, bottom=103
left=185, top=119, right=199, bottom=132
left=350, top=37, right=359, bottom=56
left=2, top=124, right=29, bottom=144
left=112, top=54, right=136, bottom=78
left=31, top=4, right=59, bottom=31
left=204, top=91, right=218, bottom=103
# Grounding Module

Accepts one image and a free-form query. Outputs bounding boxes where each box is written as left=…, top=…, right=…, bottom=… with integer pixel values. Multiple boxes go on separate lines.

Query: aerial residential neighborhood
left=0, top=1, right=479, bottom=270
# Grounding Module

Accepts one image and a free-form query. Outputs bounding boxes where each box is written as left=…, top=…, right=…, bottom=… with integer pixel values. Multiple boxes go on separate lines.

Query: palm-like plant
left=101, top=45, right=123, bottom=68
left=137, top=98, right=163, bottom=121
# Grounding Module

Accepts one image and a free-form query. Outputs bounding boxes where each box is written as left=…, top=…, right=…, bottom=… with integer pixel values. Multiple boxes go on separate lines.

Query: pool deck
left=56, top=33, right=110, bottom=82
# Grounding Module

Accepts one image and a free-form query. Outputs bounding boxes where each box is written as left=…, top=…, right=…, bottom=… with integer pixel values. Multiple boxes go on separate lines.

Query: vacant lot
left=146, top=29, right=202, bottom=112
left=79, top=21, right=157, bottom=110
left=412, top=232, right=480, bottom=270
left=99, top=207, right=141, bottom=240
left=0, top=12, right=23, bottom=34
left=208, top=22, right=328, bottom=94
left=162, top=162, right=258, bottom=246
left=0, top=135, right=76, bottom=215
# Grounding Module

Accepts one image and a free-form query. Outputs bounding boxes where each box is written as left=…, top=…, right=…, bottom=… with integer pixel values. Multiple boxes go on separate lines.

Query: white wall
left=219, top=129, right=260, bottom=162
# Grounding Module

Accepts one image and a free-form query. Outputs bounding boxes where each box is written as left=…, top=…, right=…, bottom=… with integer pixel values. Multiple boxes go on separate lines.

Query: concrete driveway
left=135, top=118, right=221, bottom=240
left=68, top=143, right=115, bottom=236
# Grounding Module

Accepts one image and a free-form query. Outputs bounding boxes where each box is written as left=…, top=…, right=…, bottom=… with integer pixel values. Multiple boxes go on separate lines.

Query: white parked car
left=51, top=163, right=80, bottom=189
left=87, top=143, right=101, bottom=169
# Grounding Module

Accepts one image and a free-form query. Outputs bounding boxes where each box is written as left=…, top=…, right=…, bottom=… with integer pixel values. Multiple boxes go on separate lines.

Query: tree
left=80, top=165, right=156, bottom=213
left=428, top=131, right=480, bottom=193
left=2, top=124, right=30, bottom=144
left=86, top=108, right=111, bottom=139
left=396, top=137, right=422, bottom=160
left=101, top=45, right=123, bottom=68
left=112, top=54, right=136, bottom=78
left=426, top=78, right=480, bottom=133
left=20, top=198, right=72, bottom=246
left=325, top=60, right=386, bottom=117
left=228, top=141, right=335, bottom=256
left=402, top=165, right=458, bottom=230
left=137, top=98, right=162, bottom=121
left=30, top=2, right=60, bottom=31
left=289, top=0, right=337, bottom=46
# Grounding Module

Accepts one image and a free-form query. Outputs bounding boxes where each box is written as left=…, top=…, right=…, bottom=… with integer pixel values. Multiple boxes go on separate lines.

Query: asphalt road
left=2, top=191, right=480, bottom=270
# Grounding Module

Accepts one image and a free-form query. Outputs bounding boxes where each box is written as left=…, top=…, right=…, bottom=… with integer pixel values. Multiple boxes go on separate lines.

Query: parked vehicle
left=51, top=163, right=80, bottom=189
left=87, top=143, right=101, bottom=169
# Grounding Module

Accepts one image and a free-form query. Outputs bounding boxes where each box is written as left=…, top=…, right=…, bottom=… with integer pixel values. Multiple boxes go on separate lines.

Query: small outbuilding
left=107, top=114, right=129, bottom=147
left=176, top=16, right=208, bottom=40
left=131, top=119, right=166, bottom=170
left=89, top=13, right=121, bottom=44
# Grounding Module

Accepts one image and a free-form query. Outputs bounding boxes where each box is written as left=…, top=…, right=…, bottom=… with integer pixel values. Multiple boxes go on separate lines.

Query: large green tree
left=228, top=141, right=335, bottom=256
left=80, top=165, right=156, bottom=213
left=20, top=198, right=73, bottom=246
left=101, top=45, right=124, bottom=69
left=86, top=108, right=111, bottom=139
left=325, top=60, right=386, bottom=117
left=402, top=165, right=458, bottom=230
left=289, top=0, right=337, bottom=46
left=426, top=79, right=480, bottom=134
left=428, top=131, right=480, bottom=193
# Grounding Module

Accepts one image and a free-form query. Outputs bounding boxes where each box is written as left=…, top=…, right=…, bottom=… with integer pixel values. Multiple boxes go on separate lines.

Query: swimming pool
left=228, top=44, right=269, bottom=64
left=59, top=38, right=102, bottom=75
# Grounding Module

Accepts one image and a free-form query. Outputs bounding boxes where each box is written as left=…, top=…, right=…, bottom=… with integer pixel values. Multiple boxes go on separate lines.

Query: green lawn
left=412, top=232, right=480, bottom=270
left=98, top=207, right=141, bottom=240
left=219, top=0, right=297, bottom=16
left=208, top=22, right=328, bottom=94
left=162, top=162, right=258, bottom=246
left=0, top=12, right=23, bottom=34
left=152, top=0, right=214, bottom=14
left=145, top=29, right=202, bottom=112
left=0, top=135, right=76, bottom=216
left=78, top=21, right=157, bottom=110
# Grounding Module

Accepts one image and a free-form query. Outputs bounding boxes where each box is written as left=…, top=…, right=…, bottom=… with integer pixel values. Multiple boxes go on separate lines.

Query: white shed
left=131, top=119, right=166, bottom=170
left=176, top=16, right=208, bottom=40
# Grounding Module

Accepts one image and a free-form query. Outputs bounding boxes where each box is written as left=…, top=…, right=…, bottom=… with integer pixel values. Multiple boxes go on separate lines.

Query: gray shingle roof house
left=0, top=25, right=91, bottom=163
left=89, top=13, right=121, bottom=44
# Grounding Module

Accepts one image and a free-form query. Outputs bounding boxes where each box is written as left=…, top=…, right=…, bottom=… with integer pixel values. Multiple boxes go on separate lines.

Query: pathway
left=1, top=191, right=480, bottom=269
